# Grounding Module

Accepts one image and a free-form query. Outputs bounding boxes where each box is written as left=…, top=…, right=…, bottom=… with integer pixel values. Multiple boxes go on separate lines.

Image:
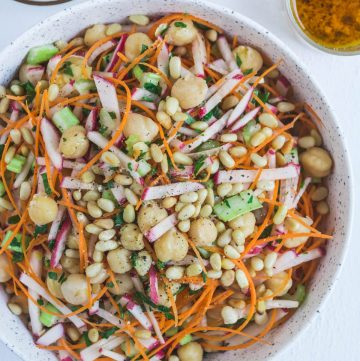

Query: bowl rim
left=0, top=0, right=354, bottom=360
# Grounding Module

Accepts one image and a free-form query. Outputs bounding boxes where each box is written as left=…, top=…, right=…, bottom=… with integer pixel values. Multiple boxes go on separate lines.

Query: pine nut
left=210, top=159, right=219, bottom=174
left=9, top=129, right=21, bottom=145
left=207, top=270, right=222, bottom=279
left=94, top=218, right=114, bottom=229
left=221, top=258, right=235, bottom=270
left=177, top=204, right=196, bottom=220
left=76, top=212, right=88, bottom=225
left=227, top=182, right=244, bottom=196
left=206, top=29, right=218, bottom=42
left=298, top=136, right=316, bottom=149
left=215, top=221, right=226, bottom=233
left=174, top=46, right=187, bottom=56
left=316, top=201, right=329, bottom=215
left=310, top=129, right=322, bottom=146
left=161, top=155, right=169, bottom=173
left=8, top=302, right=22, bottom=316
left=150, top=144, right=163, bottom=163
left=178, top=220, right=190, bottom=232
left=19, top=181, right=31, bottom=201
left=67, top=327, right=80, bottom=342
left=98, top=229, right=116, bottom=242
left=221, top=270, right=235, bottom=287
left=97, top=198, right=115, bottom=213
left=197, top=188, right=208, bottom=204
left=124, top=188, right=138, bottom=206
left=205, top=188, right=214, bottom=207
left=200, top=204, right=212, bottom=217
left=229, top=146, right=247, bottom=158
left=217, top=183, right=232, bottom=198
left=87, top=328, right=99, bottom=343
left=190, top=121, right=208, bottom=131
left=193, top=203, right=201, bottom=218
left=95, top=240, right=118, bottom=252
left=156, top=111, right=172, bottom=129
left=220, top=133, right=237, bottom=143
left=232, top=229, right=245, bottom=245
left=281, top=138, right=294, bottom=154
left=92, top=250, right=104, bottom=263
left=180, top=191, right=198, bottom=203
left=48, top=84, right=59, bottom=102
left=250, top=153, right=267, bottom=167
left=173, top=152, right=193, bottom=165
left=0, top=85, right=6, bottom=98
left=162, top=197, right=177, bottom=209
left=257, top=300, right=266, bottom=313
left=11, top=84, right=24, bottom=96
left=0, top=198, right=13, bottom=211
left=0, top=98, right=10, bottom=114
left=186, top=263, right=202, bottom=277
left=273, top=205, right=288, bottom=225
left=256, top=284, right=266, bottom=296
left=65, top=249, right=80, bottom=258
left=277, top=101, right=295, bottom=113
left=276, top=152, right=286, bottom=166
left=221, top=95, right=239, bottom=111
left=134, top=329, right=152, bottom=339
left=87, top=201, right=103, bottom=218
left=114, top=174, right=133, bottom=186
left=81, top=171, right=95, bottom=184
left=257, top=180, right=275, bottom=191
left=20, top=127, right=34, bottom=145
left=172, top=111, right=187, bottom=122
left=101, top=151, right=121, bottom=167
left=86, top=263, right=103, bottom=278
left=250, top=131, right=266, bottom=147
left=219, top=150, right=235, bottom=168
left=311, top=186, right=328, bottom=201
left=85, top=223, right=103, bottom=235
left=169, top=56, right=181, bottom=79
left=4, top=146, right=16, bottom=164
left=224, top=244, right=240, bottom=259
left=217, top=229, right=232, bottom=247
left=175, top=202, right=185, bottom=212
left=255, top=312, right=268, bottom=326
left=106, top=23, right=122, bottom=36
left=271, top=135, right=286, bottom=150
left=210, top=253, right=222, bottom=271
left=229, top=299, right=246, bottom=309
left=251, top=257, right=264, bottom=272
left=166, top=266, right=184, bottom=280
left=261, top=127, right=273, bottom=138
left=20, top=145, right=29, bottom=156
left=72, top=190, right=82, bottom=201
left=264, top=252, right=278, bottom=269
left=123, top=204, right=135, bottom=223
left=129, top=14, right=150, bottom=26
left=235, top=269, right=249, bottom=289
left=83, top=190, right=100, bottom=202
left=267, top=69, right=280, bottom=79
left=165, top=96, right=180, bottom=116
left=221, top=305, right=238, bottom=324
left=259, top=113, right=278, bottom=128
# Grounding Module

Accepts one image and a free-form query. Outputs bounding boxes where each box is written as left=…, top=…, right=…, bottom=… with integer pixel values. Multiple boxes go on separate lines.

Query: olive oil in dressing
left=294, top=0, right=360, bottom=50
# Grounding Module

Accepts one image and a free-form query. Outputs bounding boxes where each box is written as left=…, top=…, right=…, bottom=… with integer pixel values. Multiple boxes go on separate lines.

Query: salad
left=0, top=12, right=333, bottom=361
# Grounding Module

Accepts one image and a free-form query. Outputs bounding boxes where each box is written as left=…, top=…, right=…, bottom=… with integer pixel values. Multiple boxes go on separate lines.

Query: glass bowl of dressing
left=286, top=0, right=360, bottom=55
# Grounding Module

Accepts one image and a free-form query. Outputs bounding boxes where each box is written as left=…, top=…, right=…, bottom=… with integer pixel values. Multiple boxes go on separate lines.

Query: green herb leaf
left=8, top=215, right=20, bottom=224
left=243, top=68, right=254, bottom=75
left=12, top=252, right=24, bottom=263
left=127, top=162, right=133, bottom=171
left=236, top=54, right=242, bottom=68
left=58, top=273, right=67, bottom=284
left=201, top=271, right=207, bottom=283
left=48, top=272, right=58, bottom=280
left=48, top=239, right=55, bottom=251
left=131, top=252, right=138, bottom=267
left=37, top=299, right=44, bottom=306
left=194, top=155, right=206, bottom=175
left=83, top=332, right=92, bottom=346
left=34, top=224, right=48, bottom=238
left=41, top=173, right=52, bottom=195
left=144, top=82, right=162, bottom=96
left=174, top=22, right=187, bottom=28
left=156, top=260, right=167, bottom=270
left=113, top=212, right=124, bottom=228
left=22, top=81, right=36, bottom=103
left=100, top=326, right=119, bottom=339
left=60, top=61, right=74, bottom=76
left=106, top=282, right=114, bottom=288
left=99, top=124, right=109, bottom=136
left=141, top=44, right=149, bottom=54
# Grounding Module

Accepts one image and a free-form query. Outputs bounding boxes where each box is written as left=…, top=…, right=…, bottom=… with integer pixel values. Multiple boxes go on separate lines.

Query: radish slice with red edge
left=192, top=33, right=207, bottom=77
left=226, top=87, right=254, bottom=127
left=217, top=36, right=238, bottom=71
left=145, top=213, right=178, bottom=243
left=157, top=37, right=169, bottom=76
left=50, top=216, right=72, bottom=268
left=36, top=323, right=64, bottom=346
left=119, top=295, right=153, bottom=330
left=85, top=107, right=99, bottom=132
left=149, top=266, right=160, bottom=304
left=105, top=35, right=128, bottom=72
left=88, top=40, right=116, bottom=65
left=40, top=117, right=63, bottom=170
left=80, top=335, right=125, bottom=361
left=230, top=106, right=261, bottom=132
left=60, top=176, right=99, bottom=191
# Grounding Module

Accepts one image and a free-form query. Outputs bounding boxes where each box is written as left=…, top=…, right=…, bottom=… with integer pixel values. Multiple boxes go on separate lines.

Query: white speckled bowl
left=0, top=0, right=353, bottom=360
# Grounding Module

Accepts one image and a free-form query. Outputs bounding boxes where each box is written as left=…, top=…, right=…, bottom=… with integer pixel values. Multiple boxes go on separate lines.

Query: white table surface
left=0, top=0, right=359, bottom=360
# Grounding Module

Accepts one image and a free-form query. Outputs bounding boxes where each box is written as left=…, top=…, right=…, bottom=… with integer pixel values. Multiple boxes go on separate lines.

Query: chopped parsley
left=12, top=252, right=24, bottom=263
left=131, top=252, right=138, bottom=267
left=37, top=299, right=44, bottom=306
left=156, top=260, right=166, bottom=271
left=194, top=155, right=206, bottom=175
left=83, top=331, right=92, bottom=346
left=8, top=215, right=20, bottom=224
left=100, top=326, right=119, bottom=339
left=34, top=224, right=48, bottom=238
left=247, top=195, right=254, bottom=204
left=59, top=61, right=74, bottom=77
left=41, top=173, right=52, bottom=195
left=99, top=124, right=109, bottom=136
left=113, top=212, right=124, bottom=228
left=22, top=81, right=36, bottom=103
left=58, top=273, right=67, bottom=284
left=106, top=281, right=114, bottom=288
left=243, top=68, right=254, bottom=75
left=143, top=82, right=162, bottom=96
left=174, top=21, right=187, bottom=28
left=252, top=89, right=270, bottom=106
left=141, top=44, right=149, bottom=54
left=127, top=162, right=133, bottom=171
left=48, top=239, right=55, bottom=251
left=48, top=272, right=58, bottom=280
left=202, top=105, right=222, bottom=121
left=193, top=21, right=210, bottom=30
left=201, top=271, right=207, bottom=283
left=236, top=54, right=242, bottom=68
left=224, top=199, right=231, bottom=208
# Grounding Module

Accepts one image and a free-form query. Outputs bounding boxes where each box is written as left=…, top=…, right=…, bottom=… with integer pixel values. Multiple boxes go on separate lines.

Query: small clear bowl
left=285, top=0, right=360, bottom=56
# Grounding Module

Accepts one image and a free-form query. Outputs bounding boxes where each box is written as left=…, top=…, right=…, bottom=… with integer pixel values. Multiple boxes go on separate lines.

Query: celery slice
left=27, top=44, right=59, bottom=65
left=52, top=107, right=80, bottom=132
left=6, top=154, right=26, bottom=173
left=40, top=303, right=60, bottom=327
left=0, top=181, right=5, bottom=197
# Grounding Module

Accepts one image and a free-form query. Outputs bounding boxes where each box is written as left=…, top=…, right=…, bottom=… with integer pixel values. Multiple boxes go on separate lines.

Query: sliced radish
left=47, top=55, right=61, bottom=78
left=59, top=81, right=75, bottom=97
left=180, top=65, right=193, bottom=77
left=145, top=214, right=177, bottom=243
left=226, top=87, right=254, bottom=127
left=36, top=324, right=64, bottom=346
left=13, top=152, right=35, bottom=189
left=93, top=75, right=120, bottom=120
left=50, top=216, right=72, bottom=268
left=169, top=165, right=194, bottom=178
left=110, top=185, right=127, bottom=205
left=26, top=66, right=45, bottom=86
left=37, top=158, right=85, bottom=171
left=217, top=36, right=238, bottom=71
left=85, top=107, right=99, bottom=132
left=214, top=164, right=300, bottom=185
left=265, top=299, right=299, bottom=309
left=28, top=249, right=43, bottom=337
left=59, top=349, right=73, bottom=361
left=192, top=33, right=207, bottom=77
left=207, top=59, right=229, bottom=75
left=291, top=177, right=311, bottom=209
left=80, top=335, right=125, bottom=361
left=138, top=336, right=160, bottom=351
left=149, top=266, right=160, bottom=304
left=230, top=106, right=261, bottom=132
left=120, top=295, right=152, bottom=330
left=88, top=40, right=116, bottom=65
left=273, top=248, right=325, bottom=274
left=141, top=182, right=205, bottom=200
left=268, top=96, right=286, bottom=104
left=150, top=351, right=166, bottom=361
left=100, top=350, right=126, bottom=361
left=206, top=69, right=243, bottom=100
left=40, top=117, right=63, bottom=170
left=131, top=87, right=159, bottom=102
left=182, top=110, right=232, bottom=153
left=157, top=38, right=169, bottom=76
left=186, top=143, right=232, bottom=159
left=139, top=100, right=157, bottom=110
left=276, top=75, right=291, bottom=96
left=105, top=35, right=128, bottom=72
left=60, top=176, right=99, bottom=191
left=177, top=127, right=198, bottom=137
left=265, top=103, right=279, bottom=114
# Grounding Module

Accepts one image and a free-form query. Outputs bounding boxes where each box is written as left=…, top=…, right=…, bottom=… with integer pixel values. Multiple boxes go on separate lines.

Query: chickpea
left=0, top=254, right=11, bottom=282
left=166, top=19, right=198, bottom=46
left=60, top=125, right=89, bottom=159
left=134, top=250, right=152, bottom=276
left=123, top=113, right=159, bottom=142
left=137, top=201, right=168, bottom=233
left=29, top=194, right=58, bottom=225
left=299, top=147, right=333, bottom=178
left=154, top=229, right=188, bottom=262
left=120, top=224, right=145, bottom=251
left=124, top=32, right=153, bottom=61
left=19, top=64, right=40, bottom=84
left=84, top=24, right=106, bottom=47
left=61, top=256, right=80, bottom=274
left=61, top=274, right=89, bottom=305
left=232, top=45, right=263, bottom=73
left=188, top=217, right=217, bottom=246
left=228, top=212, right=256, bottom=238
left=107, top=248, right=132, bottom=274
left=283, top=216, right=311, bottom=248
left=108, top=273, right=134, bottom=296
left=46, top=273, right=64, bottom=299
left=158, top=281, right=181, bottom=307
left=178, top=342, right=203, bottom=361
left=265, top=271, right=293, bottom=296
left=171, top=75, right=208, bottom=109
